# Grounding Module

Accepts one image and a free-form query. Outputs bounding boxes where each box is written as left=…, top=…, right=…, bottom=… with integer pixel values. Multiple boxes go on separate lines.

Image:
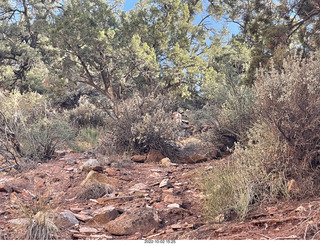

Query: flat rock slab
left=129, top=183, right=149, bottom=193
left=79, top=226, right=99, bottom=234
left=131, top=155, right=147, bottom=163
left=159, top=179, right=172, bottom=188
left=81, top=171, right=120, bottom=187
left=87, top=206, right=119, bottom=227
left=105, top=208, right=159, bottom=235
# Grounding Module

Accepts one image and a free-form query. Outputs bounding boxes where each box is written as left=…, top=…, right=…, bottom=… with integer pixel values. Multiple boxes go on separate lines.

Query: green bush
left=0, top=91, right=74, bottom=162
left=201, top=51, right=320, bottom=222
left=200, top=122, right=290, bottom=221
left=199, top=83, right=255, bottom=152
left=22, top=116, right=74, bottom=159
left=66, top=97, right=106, bottom=128
left=101, top=93, right=180, bottom=158
left=69, top=126, right=100, bottom=152
left=255, top=51, right=320, bottom=196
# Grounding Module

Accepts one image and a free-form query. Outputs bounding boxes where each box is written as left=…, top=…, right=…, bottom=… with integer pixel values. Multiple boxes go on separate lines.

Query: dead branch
left=250, top=216, right=307, bottom=225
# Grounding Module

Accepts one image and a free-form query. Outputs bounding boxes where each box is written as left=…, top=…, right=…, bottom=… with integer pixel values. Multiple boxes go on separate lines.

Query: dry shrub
left=255, top=51, right=320, bottom=196
left=27, top=211, right=59, bottom=240
left=11, top=190, right=58, bottom=240
left=200, top=122, right=290, bottom=221
left=23, top=117, right=74, bottom=159
left=0, top=91, right=74, bottom=162
left=69, top=127, right=101, bottom=152
left=76, top=183, right=110, bottom=202
left=101, top=93, right=180, bottom=159
left=67, top=97, right=106, bottom=128
left=200, top=83, right=255, bottom=153
left=201, top=51, right=320, bottom=222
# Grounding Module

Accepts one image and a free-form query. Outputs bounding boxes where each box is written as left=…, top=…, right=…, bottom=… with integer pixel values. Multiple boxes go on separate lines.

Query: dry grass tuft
left=27, top=211, right=59, bottom=240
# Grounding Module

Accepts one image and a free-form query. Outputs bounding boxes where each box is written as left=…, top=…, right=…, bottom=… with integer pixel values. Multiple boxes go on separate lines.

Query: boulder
left=131, top=155, right=147, bottom=163
left=54, top=210, right=79, bottom=229
left=180, top=154, right=207, bottom=164
left=163, top=195, right=183, bottom=205
left=159, top=179, right=172, bottom=188
left=129, top=183, right=148, bottom=193
left=160, top=158, right=177, bottom=167
left=81, top=170, right=119, bottom=187
left=105, top=208, right=159, bottom=235
left=87, top=206, right=119, bottom=227
left=77, top=183, right=113, bottom=202
left=146, top=149, right=164, bottom=163
left=167, top=203, right=180, bottom=209
left=80, top=159, right=103, bottom=172
left=0, top=183, right=12, bottom=193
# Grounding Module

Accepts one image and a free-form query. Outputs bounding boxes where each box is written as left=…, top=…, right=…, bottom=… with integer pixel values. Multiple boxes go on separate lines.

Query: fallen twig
left=144, top=231, right=165, bottom=239
left=0, top=164, right=16, bottom=172
left=256, top=233, right=271, bottom=240
left=312, top=230, right=320, bottom=240
left=288, top=205, right=320, bottom=232
left=272, top=235, right=299, bottom=240
left=251, top=216, right=306, bottom=225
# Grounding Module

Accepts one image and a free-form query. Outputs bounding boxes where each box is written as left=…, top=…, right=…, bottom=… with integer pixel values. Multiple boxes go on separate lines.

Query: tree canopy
left=1, top=0, right=319, bottom=104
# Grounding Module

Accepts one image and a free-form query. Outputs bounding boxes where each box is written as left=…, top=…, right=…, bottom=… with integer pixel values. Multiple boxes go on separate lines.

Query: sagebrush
left=201, top=50, right=320, bottom=222
left=100, top=93, right=180, bottom=159
left=0, top=91, right=74, bottom=162
left=255, top=51, right=320, bottom=196
left=199, top=83, right=255, bottom=152
left=201, top=122, right=290, bottom=221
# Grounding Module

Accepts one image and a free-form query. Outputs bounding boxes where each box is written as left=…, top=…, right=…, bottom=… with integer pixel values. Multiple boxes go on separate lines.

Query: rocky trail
left=1, top=151, right=320, bottom=240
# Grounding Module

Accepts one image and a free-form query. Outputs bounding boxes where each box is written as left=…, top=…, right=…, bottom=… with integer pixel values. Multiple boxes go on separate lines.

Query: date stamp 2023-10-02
left=144, top=240, right=176, bottom=244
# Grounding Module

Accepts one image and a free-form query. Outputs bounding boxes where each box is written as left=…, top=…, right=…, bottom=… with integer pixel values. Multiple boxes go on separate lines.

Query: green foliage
left=50, top=0, right=124, bottom=102
left=0, top=91, right=74, bottom=161
left=0, top=0, right=61, bottom=92
left=203, top=83, right=255, bottom=150
left=256, top=52, right=320, bottom=167
left=77, top=127, right=100, bottom=147
left=201, top=50, right=320, bottom=221
left=255, top=51, right=320, bottom=195
left=70, top=127, right=101, bottom=152
left=23, top=116, right=74, bottom=159
left=210, top=0, right=320, bottom=84
left=185, top=36, right=254, bottom=151
left=201, top=163, right=252, bottom=221
left=50, top=0, right=224, bottom=108
left=201, top=36, right=251, bottom=101
left=193, top=37, right=255, bottom=150
left=67, top=98, right=106, bottom=128
left=201, top=121, right=290, bottom=221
